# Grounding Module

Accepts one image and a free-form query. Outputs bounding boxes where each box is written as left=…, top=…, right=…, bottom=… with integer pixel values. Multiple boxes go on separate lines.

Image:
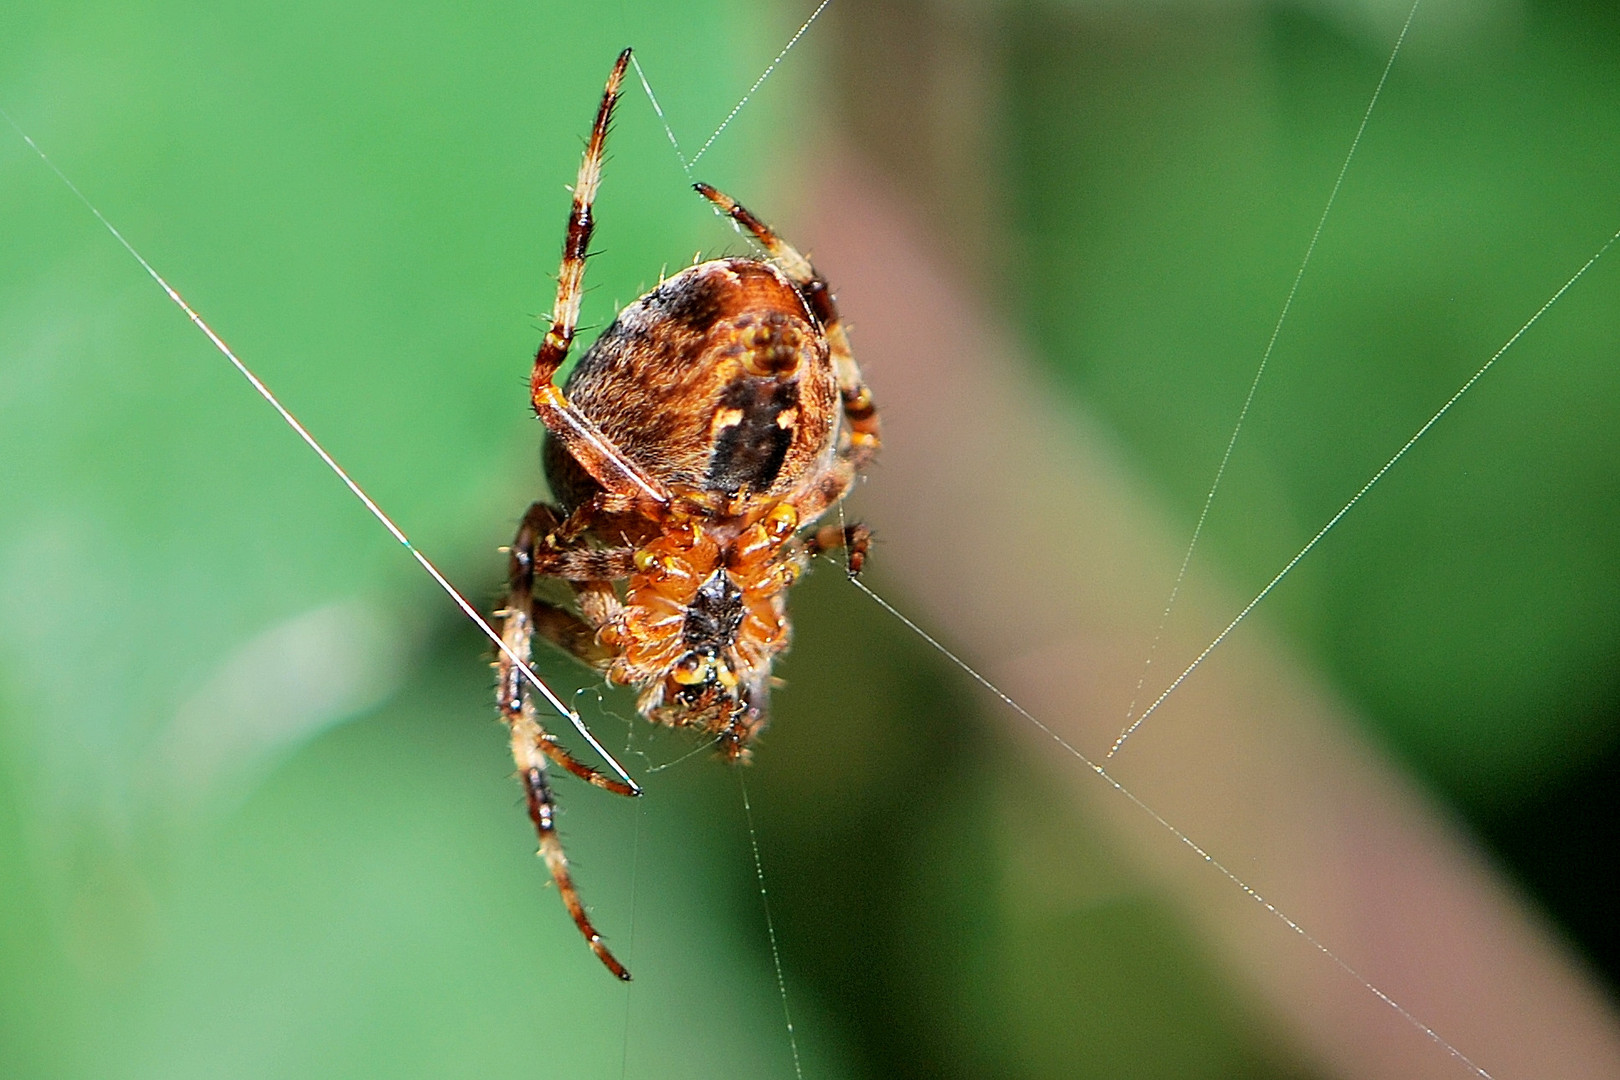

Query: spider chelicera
left=495, top=49, right=880, bottom=980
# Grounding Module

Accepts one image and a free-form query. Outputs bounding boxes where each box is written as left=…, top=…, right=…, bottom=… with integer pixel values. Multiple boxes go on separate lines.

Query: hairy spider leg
left=531, top=512, right=639, bottom=583
left=693, top=182, right=882, bottom=469
left=530, top=48, right=669, bottom=508
left=498, top=505, right=636, bottom=980
left=505, top=500, right=621, bottom=654
left=805, top=522, right=872, bottom=575
left=500, top=503, right=635, bottom=793
left=518, top=763, right=631, bottom=982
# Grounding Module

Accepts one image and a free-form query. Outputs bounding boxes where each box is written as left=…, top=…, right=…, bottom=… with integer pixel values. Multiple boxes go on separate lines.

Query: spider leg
left=805, top=521, right=871, bottom=576
left=526, top=597, right=613, bottom=671
left=537, top=547, right=637, bottom=582
left=516, top=757, right=631, bottom=982
left=497, top=503, right=634, bottom=980
left=531, top=49, right=669, bottom=506
left=693, top=182, right=881, bottom=468
left=496, top=610, right=633, bottom=796
left=500, top=503, right=637, bottom=795
left=497, top=604, right=632, bottom=977
left=514, top=500, right=633, bottom=649
left=714, top=689, right=770, bottom=764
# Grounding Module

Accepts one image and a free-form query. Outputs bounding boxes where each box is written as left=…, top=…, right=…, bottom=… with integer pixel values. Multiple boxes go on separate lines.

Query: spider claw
left=585, top=932, right=632, bottom=981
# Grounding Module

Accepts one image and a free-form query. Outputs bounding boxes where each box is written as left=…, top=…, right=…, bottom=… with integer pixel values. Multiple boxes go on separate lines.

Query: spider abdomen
left=543, top=258, right=840, bottom=509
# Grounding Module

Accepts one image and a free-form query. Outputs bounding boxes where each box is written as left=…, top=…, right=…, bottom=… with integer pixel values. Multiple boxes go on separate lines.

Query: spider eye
left=738, top=315, right=806, bottom=378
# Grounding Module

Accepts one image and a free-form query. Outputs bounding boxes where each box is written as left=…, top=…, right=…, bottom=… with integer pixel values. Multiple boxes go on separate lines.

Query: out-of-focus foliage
left=4, top=1, right=1617, bottom=1079
left=1003, top=2, right=1620, bottom=808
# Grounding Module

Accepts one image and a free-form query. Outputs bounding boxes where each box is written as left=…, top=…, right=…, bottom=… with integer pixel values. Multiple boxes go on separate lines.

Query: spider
left=495, top=49, right=880, bottom=981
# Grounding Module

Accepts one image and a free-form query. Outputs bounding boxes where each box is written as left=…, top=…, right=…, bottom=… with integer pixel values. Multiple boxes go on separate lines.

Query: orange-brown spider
left=495, top=49, right=880, bottom=981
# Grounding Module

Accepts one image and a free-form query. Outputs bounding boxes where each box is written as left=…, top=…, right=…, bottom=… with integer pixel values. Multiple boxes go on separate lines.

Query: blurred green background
left=3, top=1, right=1618, bottom=1078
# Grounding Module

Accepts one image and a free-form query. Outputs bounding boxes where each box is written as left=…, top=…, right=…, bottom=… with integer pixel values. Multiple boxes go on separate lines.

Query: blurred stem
left=798, top=141, right=1620, bottom=1080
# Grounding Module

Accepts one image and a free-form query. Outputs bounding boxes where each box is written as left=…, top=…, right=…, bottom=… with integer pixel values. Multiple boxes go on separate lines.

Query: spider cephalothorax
left=495, top=50, right=879, bottom=981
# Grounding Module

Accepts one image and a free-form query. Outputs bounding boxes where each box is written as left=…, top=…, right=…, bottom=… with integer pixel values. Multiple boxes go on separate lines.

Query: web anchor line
left=630, top=0, right=834, bottom=260
left=629, top=0, right=832, bottom=194
left=740, top=775, right=805, bottom=1080
left=1, top=108, right=640, bottom=796
left=617, top=794, right=646, bottom=1080
left=1122, top=221, right=1620, bottom=741
left=846, top=578, right=1494, bottom=1079
left=629, top=52, right=693, bottom=179
left=687, top=0, right=834, bottom=169
left=627, top=0, right=837, bottom=256
left=1110, top=0, right=1423, bottom=759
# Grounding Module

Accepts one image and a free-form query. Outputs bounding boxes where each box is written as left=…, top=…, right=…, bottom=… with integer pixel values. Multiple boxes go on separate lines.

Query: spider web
left=1, top=1, right=1618, bottom=1079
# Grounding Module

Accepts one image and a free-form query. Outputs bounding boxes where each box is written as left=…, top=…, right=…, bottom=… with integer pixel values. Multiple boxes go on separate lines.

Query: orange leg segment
left=693, top=182, right=881, bottom=468
left=530, top=48, right=669, bottom=505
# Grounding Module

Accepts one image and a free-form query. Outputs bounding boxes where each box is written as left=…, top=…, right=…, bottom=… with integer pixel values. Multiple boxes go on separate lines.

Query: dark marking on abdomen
left=707, top=379, right=798, bottom=494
